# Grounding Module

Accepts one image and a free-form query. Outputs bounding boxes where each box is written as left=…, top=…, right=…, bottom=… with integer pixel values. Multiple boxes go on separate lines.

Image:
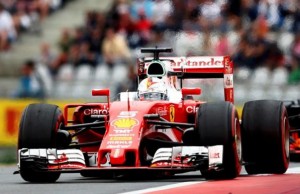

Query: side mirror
left=92, top=89, right=110, bottom=108
left=181, top=88, right=201, bottom=96
left=92, top=89, right=110, bottom=96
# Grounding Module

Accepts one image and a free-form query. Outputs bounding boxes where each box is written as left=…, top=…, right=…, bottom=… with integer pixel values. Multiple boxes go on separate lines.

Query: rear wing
left=137, top=56, right=234, bottom=103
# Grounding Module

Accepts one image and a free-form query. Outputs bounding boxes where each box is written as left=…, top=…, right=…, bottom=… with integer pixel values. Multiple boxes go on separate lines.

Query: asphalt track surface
left=1, top=162, right=300, bottom=194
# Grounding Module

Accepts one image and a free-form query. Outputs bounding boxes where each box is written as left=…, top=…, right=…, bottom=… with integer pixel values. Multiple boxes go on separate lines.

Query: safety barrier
left=0, top=99, right=81, bottom=146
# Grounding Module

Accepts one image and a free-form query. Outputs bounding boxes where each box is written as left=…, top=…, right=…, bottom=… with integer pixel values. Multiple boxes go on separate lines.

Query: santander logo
left=169, top=57, right=224, bottom=68
left=184, top=58, right=223, bottom=67
left=144, top=56, right=225, bottom=69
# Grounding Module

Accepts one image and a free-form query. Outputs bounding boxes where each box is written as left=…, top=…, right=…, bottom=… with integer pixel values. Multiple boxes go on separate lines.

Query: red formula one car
left=284, top=100, right=300, bottom=157
left=15, top=48, right=290, bottom=182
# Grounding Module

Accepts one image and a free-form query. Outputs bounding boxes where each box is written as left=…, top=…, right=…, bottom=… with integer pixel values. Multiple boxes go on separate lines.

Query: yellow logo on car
left=170, top=105, right=175, bottom=122
left=112, top=118, right=138, bottom=129
left=110, top=136, right=132, bottom=141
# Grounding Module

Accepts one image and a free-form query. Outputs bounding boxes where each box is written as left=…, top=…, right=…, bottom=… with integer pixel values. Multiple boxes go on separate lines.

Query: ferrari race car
left=15, top=48, right=290, bottom=182
left=284, top=100, right=300, bottom=156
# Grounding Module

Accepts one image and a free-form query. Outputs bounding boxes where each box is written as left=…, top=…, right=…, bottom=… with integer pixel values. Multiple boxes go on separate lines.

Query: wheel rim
left=235, top=118, right=242, bottom=162
left=283, top=116, right=289, bottom=158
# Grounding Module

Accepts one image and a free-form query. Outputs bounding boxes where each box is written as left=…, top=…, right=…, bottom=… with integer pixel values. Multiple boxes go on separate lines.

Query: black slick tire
left=195, top=102, right=242, bottom=179
left=18, top=103, right=64, bottom=182
left=241, top=100, right=289, bottom=174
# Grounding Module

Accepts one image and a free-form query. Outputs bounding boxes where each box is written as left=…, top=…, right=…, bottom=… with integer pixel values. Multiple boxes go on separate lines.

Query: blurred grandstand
left=0, top=0, right=300, bottom=104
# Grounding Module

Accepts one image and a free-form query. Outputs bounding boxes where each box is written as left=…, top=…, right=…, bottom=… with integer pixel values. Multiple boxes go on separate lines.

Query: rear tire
left=195, top=102, right=242, bottom=179
left=241, top=100, right=289, bottom=174
left=18, top=103, right=63, bottom=182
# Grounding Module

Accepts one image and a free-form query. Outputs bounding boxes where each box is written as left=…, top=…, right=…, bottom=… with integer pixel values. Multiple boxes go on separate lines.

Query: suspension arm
left=64, top=121, right=105, bottom=130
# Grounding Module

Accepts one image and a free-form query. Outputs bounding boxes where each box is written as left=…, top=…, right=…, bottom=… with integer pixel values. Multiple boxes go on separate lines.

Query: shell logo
left=112, top=118, right=138, bottom=129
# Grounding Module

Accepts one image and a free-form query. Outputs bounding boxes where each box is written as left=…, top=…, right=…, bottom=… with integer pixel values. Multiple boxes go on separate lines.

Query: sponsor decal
left=156, top=106, right=168, bottom=116
left=107, top=145, right=131, bottom=149
left=118, top=111, right=138, bottom=118
left=107, top=140, right=132, bottom=145
left=170, top=58, right=184, bottom=67
left=109, top=136, right=132, bottom=141
left=170, top=105, right=175, bottom=122
left=107, top=140, right=133, bottom=149
left=169, top=57, right=224, bottom=68
left=184, top=58, right=223, bottom=67
left=186, top=106, right=198, bottom=114
left=208, top=145, right=223, bottom=165
left=113, top=129, right=133, bottom=133
left=144, top=57, right=224, bottom=69
left=112, top=118, right=138, bottom=129
left=224, top=74, right=233, bottom=88
left=110, top=133, right=134, bottom=137
left=224, top=57, right=233, bottom=74
left=54, top=153, right=68, bottom=163
left=84, top=108, right=109, bottom=115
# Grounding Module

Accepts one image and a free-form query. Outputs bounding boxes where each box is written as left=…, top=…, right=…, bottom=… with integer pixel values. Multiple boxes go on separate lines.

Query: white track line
left=119, top=181, right=204, bottom=194
left=286, top=166, right=300, bottom=174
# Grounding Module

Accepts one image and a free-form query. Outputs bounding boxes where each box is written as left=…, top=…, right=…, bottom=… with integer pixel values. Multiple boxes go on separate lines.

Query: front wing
left=15, top=146, right=224, bottom=176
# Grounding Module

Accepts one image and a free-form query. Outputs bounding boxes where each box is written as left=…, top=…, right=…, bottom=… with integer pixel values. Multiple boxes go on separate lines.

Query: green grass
left=0, top=147, right=17, bottom=164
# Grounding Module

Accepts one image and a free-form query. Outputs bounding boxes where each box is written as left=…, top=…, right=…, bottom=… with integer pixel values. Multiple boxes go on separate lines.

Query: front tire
left=241, top=100, right=289, bottom=174
left=195, top=102, right=242, bottom=179
left=18, top=103, right=64, bottom=182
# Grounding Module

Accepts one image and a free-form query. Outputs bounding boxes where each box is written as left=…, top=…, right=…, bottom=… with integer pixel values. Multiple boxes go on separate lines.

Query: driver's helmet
left=138, top=77, right=168, bottom=101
